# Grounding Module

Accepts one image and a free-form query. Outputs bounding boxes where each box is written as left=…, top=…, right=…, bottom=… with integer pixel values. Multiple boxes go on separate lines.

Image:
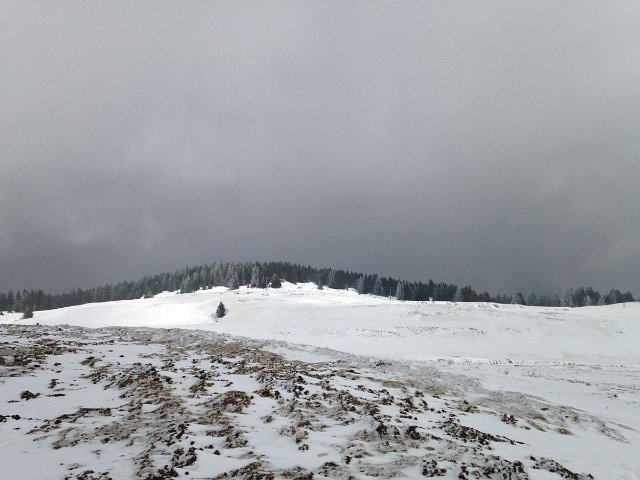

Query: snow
left=1, top=282, right=639, bottom=479
left=5, top=282, right=639, bottom=365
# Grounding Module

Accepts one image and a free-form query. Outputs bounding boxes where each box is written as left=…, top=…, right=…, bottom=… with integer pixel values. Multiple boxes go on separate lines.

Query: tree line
left=0, top=261, right=635, bottom=314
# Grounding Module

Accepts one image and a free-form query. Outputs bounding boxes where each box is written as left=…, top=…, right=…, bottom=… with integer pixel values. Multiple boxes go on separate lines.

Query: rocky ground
left=0, top=324, right=631, bottom=479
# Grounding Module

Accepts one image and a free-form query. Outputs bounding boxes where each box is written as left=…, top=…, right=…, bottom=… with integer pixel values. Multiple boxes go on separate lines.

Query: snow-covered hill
left=1, top=283, right=639, bottom=479
left=5, top=282, right=639, bottom=365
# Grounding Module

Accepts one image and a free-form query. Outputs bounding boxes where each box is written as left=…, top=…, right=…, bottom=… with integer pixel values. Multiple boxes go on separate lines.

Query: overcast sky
left=1, top=1, right=639, bottom=296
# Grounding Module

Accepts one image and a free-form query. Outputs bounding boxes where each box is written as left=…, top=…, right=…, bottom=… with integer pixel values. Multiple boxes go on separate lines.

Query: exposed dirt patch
left=0, top=324, right=612, bottom=479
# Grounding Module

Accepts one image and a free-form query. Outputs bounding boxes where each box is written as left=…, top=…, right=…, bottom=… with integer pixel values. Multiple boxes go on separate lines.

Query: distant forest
left=0, top=261, right=635, bottom=315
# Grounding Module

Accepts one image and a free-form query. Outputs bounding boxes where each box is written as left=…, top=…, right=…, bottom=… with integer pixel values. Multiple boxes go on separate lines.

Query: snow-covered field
left=1, top=283, right=638, bottom=479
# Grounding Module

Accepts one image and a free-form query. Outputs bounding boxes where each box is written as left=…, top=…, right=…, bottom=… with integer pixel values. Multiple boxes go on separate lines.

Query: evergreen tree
left=561, top=288, right=575, bottom=307
left=395, top=281, right=405, bottom=301
left=180, top=274, right=194, bottom=294
left=453, top=287, right=463, bottom=302
left=13, top=291, right=22, bottom=312
left=212, top=264, right=223, bottom=286
left=373, top=275, right=384, bottom=296
left=7, top=291, right=14, bottom=311
left=327, top=269, right=336, bottom=289
left=22, top=304, right=34, bottom=319
left=526, top=292, right=537, bottom=306
left=192, top=270, right=201, bottom=290
left=573, top=287, right=586, bottom=307
left=584, top=295, right=593, bottom=306
left=410, top=284, right=421, bottom=301
left=250, top=265, right=260, bottom=288
left=216, top=301, right=227, bottom=318
left=511, top=292, right=525, bottom=305
left=227, top=270, right=240, bottom=290
left=356, top=275, right=365, bottom=295
left=270, top=274, right=281, bottom=289
left=288, top=268, right=298, bottom=284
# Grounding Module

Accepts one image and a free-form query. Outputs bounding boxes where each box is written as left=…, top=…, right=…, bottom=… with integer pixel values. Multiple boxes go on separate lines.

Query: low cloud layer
left=1, top=1, right=639, bottom=295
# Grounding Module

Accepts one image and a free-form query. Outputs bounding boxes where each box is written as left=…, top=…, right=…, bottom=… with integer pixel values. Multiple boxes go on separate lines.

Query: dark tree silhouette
left=22, top=304, right=34, bottom=319
left=270, top=274, right=281, bottom=289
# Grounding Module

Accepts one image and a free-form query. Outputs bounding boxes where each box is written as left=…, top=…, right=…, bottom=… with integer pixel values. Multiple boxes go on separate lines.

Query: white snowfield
left=1, top=282, right=639, bottom=479
left=8, top=282, right=638, bottom=365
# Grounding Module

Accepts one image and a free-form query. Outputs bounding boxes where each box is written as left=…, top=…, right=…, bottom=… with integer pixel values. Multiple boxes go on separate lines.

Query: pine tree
left=395, top=281, right=405, bottom=301
left=453, top=287, right=463, bottom=303
left=270, top=274, right=281, bottom=289
left=13, top=291, right=22, bottom=312
left=411, top=284, right=421, bottom=301
left=356, top=275, right=365, bottom=295
left=216, top=302, right=227, bottom=318
left=192, top=271, right=201, bottom=290
left=561, top=288, right=575, bottom=307
left=227, top=269, right=240, bottom=290
left=250, top=265, right=260, bottom=288
left=573, top=287, right=586, bottom=307
left=373, top=275, right=384, bottom=296
left=212, top=265, right=223, bottom=286
left=180, top=275, right=194, bottom=294
left=327, top=269, right=336, bottom=289
left=511, top=292, right=525, bottom=305
left=22, top=304, right=34, bottom=319
left=6, top=291, right=14, bottom=312
left=584, top=295, right=593, bottom=306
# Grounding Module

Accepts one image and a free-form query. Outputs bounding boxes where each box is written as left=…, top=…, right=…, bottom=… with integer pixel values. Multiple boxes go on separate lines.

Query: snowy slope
left=1, top=283, right=639, bottom=479
left=4, top=282, right=639, bottom=365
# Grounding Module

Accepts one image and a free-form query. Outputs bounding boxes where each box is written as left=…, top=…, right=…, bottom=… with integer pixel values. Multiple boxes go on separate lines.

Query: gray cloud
left=1, top=1, right=639, bottom=295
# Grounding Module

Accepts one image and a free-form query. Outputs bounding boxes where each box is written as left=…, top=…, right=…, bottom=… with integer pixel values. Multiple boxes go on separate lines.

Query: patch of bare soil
left=0, top=324, right=612, bottom=479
